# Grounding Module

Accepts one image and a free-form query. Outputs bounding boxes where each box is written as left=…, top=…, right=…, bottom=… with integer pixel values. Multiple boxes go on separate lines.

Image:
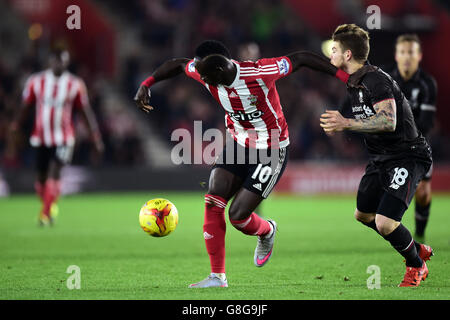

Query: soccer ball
left=139, top=198, right=179, bottom=237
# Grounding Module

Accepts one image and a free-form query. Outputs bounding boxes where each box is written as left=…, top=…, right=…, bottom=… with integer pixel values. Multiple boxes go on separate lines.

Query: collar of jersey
left=46, top=69, right=69, bottom=79
left=395, top=66, right=421, bottom=83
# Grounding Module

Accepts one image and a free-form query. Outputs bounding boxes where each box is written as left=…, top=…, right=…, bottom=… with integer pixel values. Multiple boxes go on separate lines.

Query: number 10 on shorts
left=251, top=164, right=273, bottom=183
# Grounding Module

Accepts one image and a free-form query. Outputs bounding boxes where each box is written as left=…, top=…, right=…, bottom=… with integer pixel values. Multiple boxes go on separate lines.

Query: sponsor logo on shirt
left=352, top=104, right=375, bottom=118
left=229, top=110, right=264, bottom=121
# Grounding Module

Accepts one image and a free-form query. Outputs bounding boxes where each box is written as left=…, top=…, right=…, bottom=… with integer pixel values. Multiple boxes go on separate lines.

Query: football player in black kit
left=319, top=24, right=433, bottom=287
left=388, top=34, right=437, bottom=243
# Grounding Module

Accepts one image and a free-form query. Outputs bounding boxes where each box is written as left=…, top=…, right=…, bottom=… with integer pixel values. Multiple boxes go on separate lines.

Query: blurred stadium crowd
left=0, top=0, right=449, bottom=169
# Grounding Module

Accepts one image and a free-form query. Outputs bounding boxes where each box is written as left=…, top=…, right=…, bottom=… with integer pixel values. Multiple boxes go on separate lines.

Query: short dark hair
left=396, top=34, right=422, bottom=52
left=195, top=40, right=231, bottom=59
left=332, top=24, right=370, bottom=63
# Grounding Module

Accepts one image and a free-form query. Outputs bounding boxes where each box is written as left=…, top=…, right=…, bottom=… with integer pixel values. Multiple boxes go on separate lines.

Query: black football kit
left=341, top=66, right=432, bottom=221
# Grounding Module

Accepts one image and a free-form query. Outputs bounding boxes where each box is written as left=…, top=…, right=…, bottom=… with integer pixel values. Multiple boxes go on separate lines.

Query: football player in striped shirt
left=134, top=40, right=350, bottom=288
left=10, top=48, right=104, bottom=226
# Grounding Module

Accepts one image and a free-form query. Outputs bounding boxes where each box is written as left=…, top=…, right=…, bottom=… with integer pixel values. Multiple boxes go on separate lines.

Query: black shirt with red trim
left=342, top=67, right=430, bottom=162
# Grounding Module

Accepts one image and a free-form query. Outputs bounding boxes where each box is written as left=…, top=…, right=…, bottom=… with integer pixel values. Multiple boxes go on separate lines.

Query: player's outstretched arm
left=320, top=98, right=397, bottom=133
left=286, top=51, right=349, bottom=83
left=134, top=58, right=190, bottom=113
left=79, top=105, right=104, bottom=154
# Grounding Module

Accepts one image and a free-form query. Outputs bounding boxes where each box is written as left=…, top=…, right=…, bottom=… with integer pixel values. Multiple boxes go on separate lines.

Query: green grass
left=0, top=192, right=449, bottom=300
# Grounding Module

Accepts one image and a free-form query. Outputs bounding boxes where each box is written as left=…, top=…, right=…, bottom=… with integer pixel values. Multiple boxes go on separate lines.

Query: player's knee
left=415, top=183, right=431, bottom=205
left=207, top=180, right=229, bottom=200
left=228, top=203, right=251, bottom=222
left=354, top=209, right=375, bottom=223
left=207, top=170, right=234, bottom=200
left=375, top=215, right=399, bottom=236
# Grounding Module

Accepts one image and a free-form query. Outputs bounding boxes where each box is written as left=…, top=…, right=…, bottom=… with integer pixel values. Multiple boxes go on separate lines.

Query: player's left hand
left=94, top=138, right=105, bottom=155
left=134, top=85, right=154, bottom=113
left=319, top=110, right=349, bottom=133
left=91, top=131, right=104, bottom=154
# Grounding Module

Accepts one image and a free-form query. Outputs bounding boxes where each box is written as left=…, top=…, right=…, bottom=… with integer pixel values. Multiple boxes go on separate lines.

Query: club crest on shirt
left=248, top=94, right=258, bottom=106
left=409, top=88, right=420, bottom=109
left=277, top=58, right=290, bottom=75
left=359, top=90, right=364, bottom=103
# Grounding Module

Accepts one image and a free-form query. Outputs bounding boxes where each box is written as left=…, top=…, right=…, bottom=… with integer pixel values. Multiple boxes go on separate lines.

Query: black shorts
left=212, top=139, right=289, bottom=198
left=36, top=145, right=74, bottom=173
left=357, top=158, right=431, bottom=221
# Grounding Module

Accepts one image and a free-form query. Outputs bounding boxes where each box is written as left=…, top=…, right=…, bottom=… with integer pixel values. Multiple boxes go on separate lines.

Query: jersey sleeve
left=255, top=56, right=293, bottom=83
left=73, top=79, right=90, bottom=110
left=364, top=72, right=395, bottom=105
left=22, top=75, right=36, bottom=106
left=184, top=59, right=205, bottom=84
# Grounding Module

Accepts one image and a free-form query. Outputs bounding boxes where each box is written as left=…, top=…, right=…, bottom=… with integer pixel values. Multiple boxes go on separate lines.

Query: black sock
left=415, top=201, right=431, bottom=237
left=362, top=219, right=421, bottom=252
left=383, top=224, right=423, bottom=268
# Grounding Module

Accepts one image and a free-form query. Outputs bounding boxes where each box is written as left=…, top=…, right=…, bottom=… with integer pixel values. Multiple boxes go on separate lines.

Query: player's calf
left=203, top=194, right=228, bottom=274
left=229, top=212, right=272, bottom=237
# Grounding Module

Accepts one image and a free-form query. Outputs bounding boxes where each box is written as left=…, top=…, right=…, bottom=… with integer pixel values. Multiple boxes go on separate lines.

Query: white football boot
left=188, top=273, right=228, bottom=288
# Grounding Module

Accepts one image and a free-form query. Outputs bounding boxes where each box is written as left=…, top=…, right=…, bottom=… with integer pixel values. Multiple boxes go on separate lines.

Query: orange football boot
left=418, top=244, right=434, bottom=262
left=398, top=261, right=428, bottom=287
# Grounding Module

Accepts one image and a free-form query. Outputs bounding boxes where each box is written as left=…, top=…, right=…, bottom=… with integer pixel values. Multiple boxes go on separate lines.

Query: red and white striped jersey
left=22, top=69, right=89, bottom=147
left=185, top=56, right=293, bottom=149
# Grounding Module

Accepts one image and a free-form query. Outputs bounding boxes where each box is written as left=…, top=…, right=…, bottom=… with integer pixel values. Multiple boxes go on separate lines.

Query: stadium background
left=1, top=0, right=450, bottom=195
left=1, top=0, right=450, bottom=302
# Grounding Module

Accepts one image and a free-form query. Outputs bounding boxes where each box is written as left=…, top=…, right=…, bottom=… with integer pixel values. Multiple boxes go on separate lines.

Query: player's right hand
left=134, top=85, right=154, bottom=113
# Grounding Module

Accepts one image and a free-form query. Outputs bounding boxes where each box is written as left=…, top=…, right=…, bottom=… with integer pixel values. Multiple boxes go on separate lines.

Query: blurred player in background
left=238, top=42, right=261, bottom=61
left=135, top=40, right=351, bottom=288
left=320, top=24, right=433, bottom=287
left=10, top=48, right=104, bottom=226
left=388, top=34, right=438, bottom=243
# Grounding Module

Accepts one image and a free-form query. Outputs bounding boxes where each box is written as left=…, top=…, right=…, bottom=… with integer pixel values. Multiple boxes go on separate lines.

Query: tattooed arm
left=320, top=98, right=397, bottom=133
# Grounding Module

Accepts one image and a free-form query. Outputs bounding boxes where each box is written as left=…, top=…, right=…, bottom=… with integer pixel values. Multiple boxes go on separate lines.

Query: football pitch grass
left=0, top=192, right=449, bottom=300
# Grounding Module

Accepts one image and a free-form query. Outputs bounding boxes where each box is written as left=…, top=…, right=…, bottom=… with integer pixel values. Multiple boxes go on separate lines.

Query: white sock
left=265, top=222, right=274, bottom=238
left=211, top=273, right=226, bottom=281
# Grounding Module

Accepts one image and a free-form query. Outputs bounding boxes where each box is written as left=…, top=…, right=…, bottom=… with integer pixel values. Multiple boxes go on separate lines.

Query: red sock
left=204, top=194, right=227, bottom=274
left=35, top=181, right=44, bottom=201
left=230, top=213, right=272, bottom=236
left=42, top=179, right=60, bottom=217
